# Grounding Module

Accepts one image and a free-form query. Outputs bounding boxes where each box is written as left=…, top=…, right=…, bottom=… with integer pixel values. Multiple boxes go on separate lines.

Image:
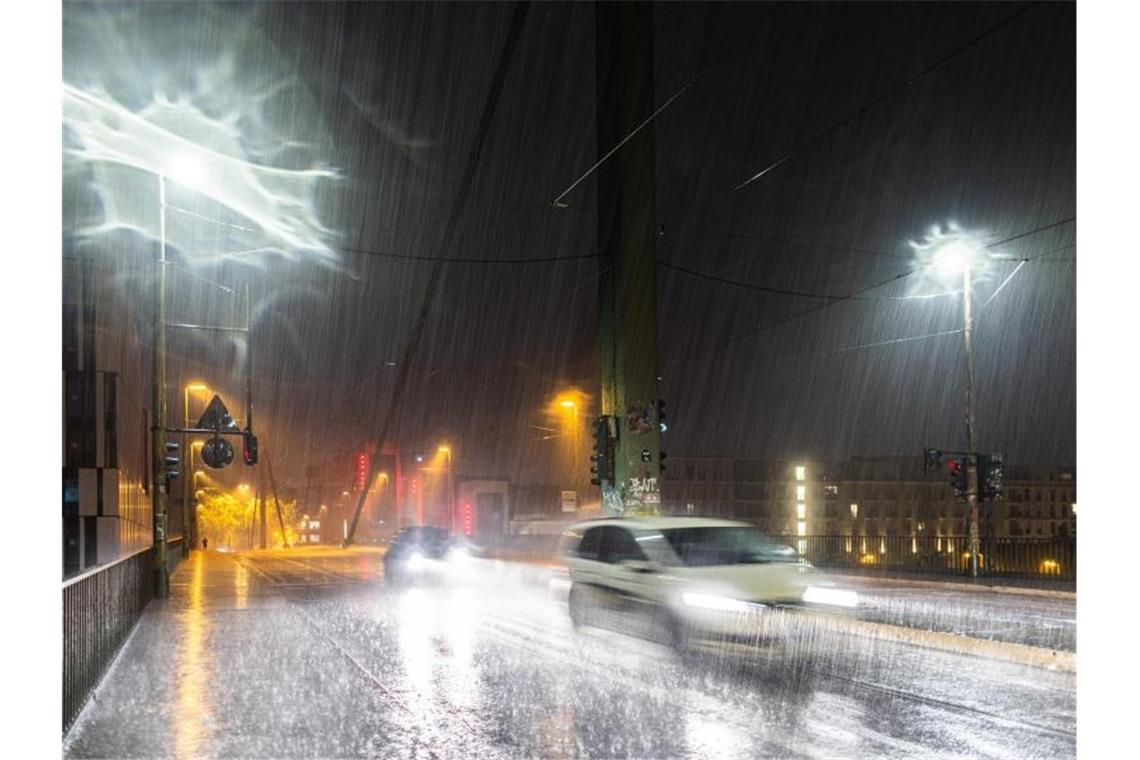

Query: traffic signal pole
left=963, top=264, right=980, bottom=577
left=596, top=1, right=662, bottom=515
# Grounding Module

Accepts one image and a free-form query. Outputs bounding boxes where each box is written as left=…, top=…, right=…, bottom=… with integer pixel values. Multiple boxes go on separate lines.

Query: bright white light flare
left=910, top=223, right=990, bottom=286
left=64, top=84, right=336, bottom=261
left=681, top=592, right=754, bottom=614
left=803, top=586, right=859, bottom=608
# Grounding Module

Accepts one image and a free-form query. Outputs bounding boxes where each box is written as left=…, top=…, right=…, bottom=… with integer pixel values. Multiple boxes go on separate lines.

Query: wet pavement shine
left=64, top=548, right=1076, bottom=759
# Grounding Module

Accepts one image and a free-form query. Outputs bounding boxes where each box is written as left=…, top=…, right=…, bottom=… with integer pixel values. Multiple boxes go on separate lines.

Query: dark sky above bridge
left=62, top=1, right=1075, bottom=489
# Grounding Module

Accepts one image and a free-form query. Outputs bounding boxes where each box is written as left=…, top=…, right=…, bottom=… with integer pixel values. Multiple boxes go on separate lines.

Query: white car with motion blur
left=559, top=517, right=857, bottom=651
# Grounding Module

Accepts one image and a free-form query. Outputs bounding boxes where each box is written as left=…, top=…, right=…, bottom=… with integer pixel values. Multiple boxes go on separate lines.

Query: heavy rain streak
left=60, top=2, right=1076, bottom=759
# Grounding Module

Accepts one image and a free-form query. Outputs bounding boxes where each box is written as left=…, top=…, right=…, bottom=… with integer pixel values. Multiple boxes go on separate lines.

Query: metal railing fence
left=772, top=534, right=1075, bottom=581
left=62, top=537, right=182, bottom=734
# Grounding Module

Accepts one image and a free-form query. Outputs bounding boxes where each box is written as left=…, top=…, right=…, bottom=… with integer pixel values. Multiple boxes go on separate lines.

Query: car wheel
left=665, top=611, right=695, bottom=655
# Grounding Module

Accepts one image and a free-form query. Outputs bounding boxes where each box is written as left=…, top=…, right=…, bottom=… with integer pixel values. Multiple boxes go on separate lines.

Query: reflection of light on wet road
left=234, top=561, right=249, bottom=610
left=394, top=587, right=434, bottom=716
left=441, top=590, right=479, bottom=710
left=387, top=583, right=484, bottom=731
left=174, top=553, right=212, bottom=758
left=686, top=710, right=750, bottom=759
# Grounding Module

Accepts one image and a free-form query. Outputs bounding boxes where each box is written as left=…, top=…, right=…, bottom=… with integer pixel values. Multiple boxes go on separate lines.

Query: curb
left=808, top=613, right=1077, bottom=672
left=827, top=571, right=1076, bottom=600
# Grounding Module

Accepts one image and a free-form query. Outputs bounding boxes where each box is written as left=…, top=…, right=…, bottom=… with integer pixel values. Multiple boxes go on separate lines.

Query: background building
left=662, top=455, right=1076, bottom=541
left=63, top=246, right=161, bottom=578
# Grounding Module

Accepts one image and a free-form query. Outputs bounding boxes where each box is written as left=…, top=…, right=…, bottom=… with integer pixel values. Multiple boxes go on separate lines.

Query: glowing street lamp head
left=910, top=224, right=990, bottom=286
left=932, top=240, right=976, bottom=280
left=437, top=445, right=451, bottom=455
left=186, top=382, right=208, bottom=392
left=168, top=151, right=206, bottom=188
left=559, top=399, right=576, bottom=409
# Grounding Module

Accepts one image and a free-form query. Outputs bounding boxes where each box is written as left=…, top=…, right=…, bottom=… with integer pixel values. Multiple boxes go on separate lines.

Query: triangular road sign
left=196, top=395, right=240, bottom=431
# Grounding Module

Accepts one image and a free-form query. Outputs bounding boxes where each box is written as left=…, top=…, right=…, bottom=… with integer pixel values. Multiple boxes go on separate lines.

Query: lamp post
left=926, top=234, right=988, bottom=578
left=182, top=384, right=209, bottom=557
left=438, top=446, right=453, bottom=532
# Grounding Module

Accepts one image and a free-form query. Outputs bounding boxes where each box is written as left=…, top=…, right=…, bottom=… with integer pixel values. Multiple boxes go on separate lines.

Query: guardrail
left=485, top=531, right=1075, bottom=582
left=62, top=537, right=182, bottom=734
left=773, top=534, right=1075, bottom=581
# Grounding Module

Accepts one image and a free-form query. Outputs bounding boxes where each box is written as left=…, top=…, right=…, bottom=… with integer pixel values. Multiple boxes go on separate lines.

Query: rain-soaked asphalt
left=65, top=548, right=1076, bottom=759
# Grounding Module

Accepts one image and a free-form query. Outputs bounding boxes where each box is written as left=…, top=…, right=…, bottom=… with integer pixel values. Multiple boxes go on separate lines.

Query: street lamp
left=438, top=445, right=453, bottom=532
left=182, top=383, right=210, bottom=557
left=915, top=227, right=991, bottom=577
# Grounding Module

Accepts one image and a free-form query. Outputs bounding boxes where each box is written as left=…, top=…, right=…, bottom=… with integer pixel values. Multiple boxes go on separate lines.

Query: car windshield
left=661, top=527, right=800, bottom=567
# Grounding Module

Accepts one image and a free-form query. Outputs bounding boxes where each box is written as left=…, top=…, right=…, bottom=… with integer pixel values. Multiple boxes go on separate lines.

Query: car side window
left=598, top=527, right=647, bottom=564
left=576, top=527, right=603, bottom=560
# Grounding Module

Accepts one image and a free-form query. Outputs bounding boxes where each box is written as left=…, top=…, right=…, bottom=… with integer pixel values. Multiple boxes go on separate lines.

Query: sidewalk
left=64, top=551, right=447, bottom=759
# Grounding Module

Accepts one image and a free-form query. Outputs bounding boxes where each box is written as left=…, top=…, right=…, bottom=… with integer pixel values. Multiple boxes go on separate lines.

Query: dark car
left=383, top=526, right=453, bottom=583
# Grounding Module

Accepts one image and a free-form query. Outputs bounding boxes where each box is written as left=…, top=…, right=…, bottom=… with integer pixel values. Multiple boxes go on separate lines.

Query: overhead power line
left=663, top=213, right=1073, bottom=367
left=660, top=1, right=1041, bottom=237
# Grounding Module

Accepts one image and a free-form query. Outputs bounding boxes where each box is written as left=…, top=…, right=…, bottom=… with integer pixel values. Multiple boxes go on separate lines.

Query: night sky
left=62, top=1, right=1076, bottom=490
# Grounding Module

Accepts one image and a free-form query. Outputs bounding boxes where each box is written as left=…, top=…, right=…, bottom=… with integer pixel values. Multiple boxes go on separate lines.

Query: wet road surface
left=65, top=548, right=1076, bottom=759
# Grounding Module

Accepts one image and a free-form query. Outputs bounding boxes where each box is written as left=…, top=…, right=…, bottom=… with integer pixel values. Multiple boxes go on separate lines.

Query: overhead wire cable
left=657, top=259, right=959, bottom=301
left=663, top=213, right=1071, bottom=368
left=659, top=1, right=1041, bottom=237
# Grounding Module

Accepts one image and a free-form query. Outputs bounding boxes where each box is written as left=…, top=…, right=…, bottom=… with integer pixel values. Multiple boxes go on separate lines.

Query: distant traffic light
left=946, top=457, right=968, bottom=499
left=923, top=448, right=943, bottom=472
left=164, top=441, right=181, bottom=483
left=659, top=449, right=668, bottom=473
left=242, top=431, right=259, bottom=466
left=979, top=453, right=1003, bottom=502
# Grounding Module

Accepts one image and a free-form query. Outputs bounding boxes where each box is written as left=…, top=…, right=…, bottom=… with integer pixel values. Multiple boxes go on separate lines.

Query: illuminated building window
left=795, top=466, right=806, bottom=482
left=850, top=503, right=859, bottom=519
left=796, top=485, right=806, bottom=501
left=796, top=503, right=806, bottom=520
left=796, top=521, right=806, bottom=536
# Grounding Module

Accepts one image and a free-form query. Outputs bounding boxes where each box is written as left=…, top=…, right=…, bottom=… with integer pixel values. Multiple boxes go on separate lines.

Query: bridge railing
left=62, top=537, right=182, bottom=734
left=772, top=534, right=1075, bottom=581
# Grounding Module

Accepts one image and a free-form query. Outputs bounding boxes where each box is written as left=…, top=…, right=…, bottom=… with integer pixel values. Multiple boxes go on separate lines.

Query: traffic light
left=242, top=431, right=259, bottom=466
left=979, top=453, right=1003, bottom=502
left=946, top=456, right=968, bottom=499
left=657, top=398, right=667, bottom=433
left=659, top=449, right=667, bottom=473
left=591, top=416, right=614, bottom=486
left=201, top=435, right=235, bottom=469
left=923, top=448, right=943, bottom=472
left=164, top=441, right=181, bottom=482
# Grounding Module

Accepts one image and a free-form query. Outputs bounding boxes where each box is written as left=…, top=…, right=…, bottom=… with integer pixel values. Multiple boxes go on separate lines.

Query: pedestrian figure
left=202, top=537, right=209, bottom=550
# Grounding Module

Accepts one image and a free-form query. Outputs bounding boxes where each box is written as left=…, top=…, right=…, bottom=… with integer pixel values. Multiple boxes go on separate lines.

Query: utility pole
left=963, top=264, right=980, bottom=577
left=259, top=471, right=268, bottom=550
left=596, top=1, right=662, bottom=515
left=151, top=175, right=170, bottom=598
left=266, top=446, right=288, bottom=547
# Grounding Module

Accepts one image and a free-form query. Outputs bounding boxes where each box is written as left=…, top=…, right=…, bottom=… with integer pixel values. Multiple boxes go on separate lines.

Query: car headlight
left=802, top=586, right=859, bottom=608
left=681, top=592, right=754, bottom=614
left=407, top=551, right=427, bottom=571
